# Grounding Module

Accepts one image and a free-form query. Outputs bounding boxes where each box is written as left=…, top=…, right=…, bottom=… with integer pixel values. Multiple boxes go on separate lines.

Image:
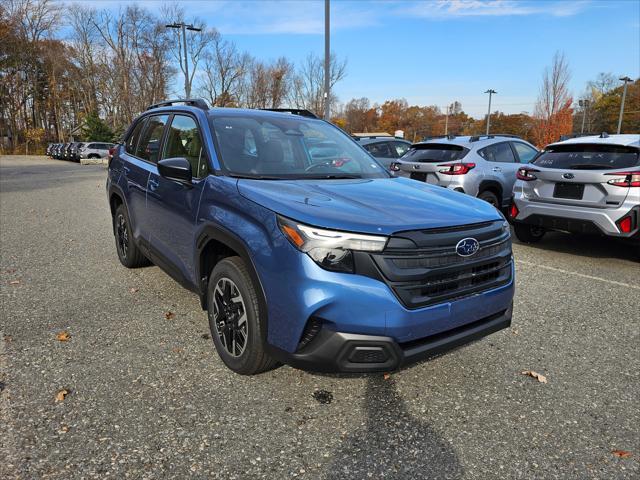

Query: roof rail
left=469, top=133, right=522, bottom=142
left=147, top=98, right=209, bottom=111
left=260, top=108, right=318, bottom=119
left=422, top=134, right=456, bottom=141
left=599, top=132, right=609, bottom=138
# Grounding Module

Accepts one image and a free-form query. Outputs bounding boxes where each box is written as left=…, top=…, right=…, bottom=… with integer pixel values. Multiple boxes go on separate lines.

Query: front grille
left=370, top=220, right=512, bottom=309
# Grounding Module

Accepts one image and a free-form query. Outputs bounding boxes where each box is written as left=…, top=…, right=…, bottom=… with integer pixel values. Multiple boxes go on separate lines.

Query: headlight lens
left=277, top=216, right=388, bottom=273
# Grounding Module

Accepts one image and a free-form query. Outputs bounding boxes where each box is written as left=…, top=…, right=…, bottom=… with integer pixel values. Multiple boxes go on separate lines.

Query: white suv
left=79, top=142, right=115, bottom=159
left=510, top=134, right=639, bottom=243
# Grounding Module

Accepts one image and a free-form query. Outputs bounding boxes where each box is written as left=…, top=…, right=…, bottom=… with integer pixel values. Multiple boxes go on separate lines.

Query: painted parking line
left=516, top=259, right=640, bottom=290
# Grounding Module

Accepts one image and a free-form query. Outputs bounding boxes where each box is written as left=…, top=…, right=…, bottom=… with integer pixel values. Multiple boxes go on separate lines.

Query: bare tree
left=290, top=52, right=346, bottom=116
left=199, top=33, right=249, bottom=107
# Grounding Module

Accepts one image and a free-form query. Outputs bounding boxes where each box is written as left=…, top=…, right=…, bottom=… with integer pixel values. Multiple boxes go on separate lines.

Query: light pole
left=444, top=104, right=451, bottom=135
left=484, top=89, right=496, bottom=135
left=578, top=99, right=589, bottom=134
left=166, top=22, right=202, bottom=98
left=617, top=76, right=632, bottom=134
left=324, top=0, right=330, bottom=121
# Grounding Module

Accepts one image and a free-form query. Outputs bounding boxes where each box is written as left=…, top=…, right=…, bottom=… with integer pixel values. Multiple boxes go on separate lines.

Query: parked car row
left=47, top=141, right=114, bottom=161
left=386, top=133, right=639, bottom=244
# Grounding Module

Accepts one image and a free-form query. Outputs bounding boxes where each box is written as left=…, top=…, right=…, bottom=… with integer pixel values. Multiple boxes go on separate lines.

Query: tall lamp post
left=578, top=99, right=589, bottom=134
left=617, top=76, right=632, bottom=134
left=324, top=0, right=330, bottom=121
left=484, top=89, right=496, bottom=135
left=166, top=22, right=202, bottom=98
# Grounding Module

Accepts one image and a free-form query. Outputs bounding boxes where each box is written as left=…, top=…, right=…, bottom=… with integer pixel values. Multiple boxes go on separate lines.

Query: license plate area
left=553, top=182, right=584, bottom=200
left=410, top=172, right=427, bottom=182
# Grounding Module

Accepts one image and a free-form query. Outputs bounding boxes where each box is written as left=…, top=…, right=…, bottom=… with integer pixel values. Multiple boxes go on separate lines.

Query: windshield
left=532, top=144, right=640, bottom=170
left=400, top=143, right=469, bottom=163
left=209, top=114, right=389, bottom=179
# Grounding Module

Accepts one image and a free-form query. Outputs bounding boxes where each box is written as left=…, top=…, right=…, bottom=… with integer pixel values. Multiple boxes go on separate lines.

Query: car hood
left=237, top=177, right=502, bottom=235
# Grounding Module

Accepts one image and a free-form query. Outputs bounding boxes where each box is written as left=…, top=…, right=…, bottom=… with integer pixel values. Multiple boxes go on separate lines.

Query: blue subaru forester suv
left=107, top=99, right=514, bottom=375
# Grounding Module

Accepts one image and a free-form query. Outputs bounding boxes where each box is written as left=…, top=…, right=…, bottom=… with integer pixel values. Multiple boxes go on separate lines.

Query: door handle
left=123, top=166, right=131, bottom=175
left=148, top=179, right=159, bottom=191
left=492, top=167, right=502, bottom=172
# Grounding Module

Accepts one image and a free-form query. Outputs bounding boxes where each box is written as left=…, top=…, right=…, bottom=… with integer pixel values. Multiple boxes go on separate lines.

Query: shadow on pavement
left=323, top=376, right=463, bottom=479
left=514, top=231, right=639, bottom=262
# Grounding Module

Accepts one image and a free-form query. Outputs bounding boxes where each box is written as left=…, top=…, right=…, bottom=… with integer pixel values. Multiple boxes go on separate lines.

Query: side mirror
left=158, top=157, right=192, bottom=184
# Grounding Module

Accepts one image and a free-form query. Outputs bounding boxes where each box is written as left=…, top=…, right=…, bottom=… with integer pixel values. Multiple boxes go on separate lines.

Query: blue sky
left=74, top=0, right=639, bottom=117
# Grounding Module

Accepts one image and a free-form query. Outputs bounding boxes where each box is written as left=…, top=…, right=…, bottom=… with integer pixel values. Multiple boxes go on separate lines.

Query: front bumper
left=512, top=193, right=640, bottom=238
left=268, top=303, right=512, bottom=372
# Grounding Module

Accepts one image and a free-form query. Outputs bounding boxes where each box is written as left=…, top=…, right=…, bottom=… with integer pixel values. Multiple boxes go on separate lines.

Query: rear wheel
left=514, top=223, right=546, bottom=243
left=478, top=190, right=500, bottom=208
left=207, top=256, right=276, bottom=375
left=113, top=204, right=149, bottom=268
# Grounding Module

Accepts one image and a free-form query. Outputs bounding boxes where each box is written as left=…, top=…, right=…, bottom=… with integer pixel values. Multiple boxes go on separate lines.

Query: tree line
left=1, top=0, right=637, bottom=154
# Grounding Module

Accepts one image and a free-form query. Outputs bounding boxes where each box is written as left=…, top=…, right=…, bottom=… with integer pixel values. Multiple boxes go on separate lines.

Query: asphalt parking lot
left=1, top=155, right=638, bottom=479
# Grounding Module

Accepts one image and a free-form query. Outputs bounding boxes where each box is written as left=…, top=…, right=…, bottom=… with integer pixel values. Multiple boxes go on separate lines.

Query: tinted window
left=125, top=120, right=145, bottom=155
left=364, top=142, right=394, bottom=158
left=393, top=141, right=410, bottom=157
left=400, top=143, right=469, bottom=163
left=532, top=144, right=640, bottom=170
left=479, top=142, right=516, bottom=163
left=163, top=115, right=209, bottom=179
left=512, top=142, right=538, bottom=163
left=135, top=115, right=168, bottom=162
left=210, top=114, right=387, bottom=179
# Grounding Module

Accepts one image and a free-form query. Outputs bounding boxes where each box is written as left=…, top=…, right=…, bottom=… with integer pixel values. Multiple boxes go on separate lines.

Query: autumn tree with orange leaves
left=531, top=52, right=574, bottom=147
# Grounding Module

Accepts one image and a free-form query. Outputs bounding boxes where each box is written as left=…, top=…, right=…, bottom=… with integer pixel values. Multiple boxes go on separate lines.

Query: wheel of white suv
left=513, top=223, right=546, bottom=243
left=113, top=204, right=149, bottom=268
left=207, top=256, right=277, bottom=375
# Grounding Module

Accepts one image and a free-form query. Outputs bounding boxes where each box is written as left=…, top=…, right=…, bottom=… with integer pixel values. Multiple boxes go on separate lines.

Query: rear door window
left=135, top=115, right=168, bottom=163
left=532, top=144, right=640, bottom=170
left=479, top=142, right=517, bottom=163
left=392, top=141, right=410, bottom=158
left=364, top=142, right=394, bottom=158
left=401, top=143, right=468, bottom=162
left=512, top=142, right=538, bottom=164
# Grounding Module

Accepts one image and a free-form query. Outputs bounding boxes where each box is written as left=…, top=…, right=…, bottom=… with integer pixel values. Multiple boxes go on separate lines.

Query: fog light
left=348, top=346, right=389, bottom=363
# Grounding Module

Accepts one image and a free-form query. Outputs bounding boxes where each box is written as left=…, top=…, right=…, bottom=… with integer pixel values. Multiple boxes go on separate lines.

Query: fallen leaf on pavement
left=383, top=372, right=391, bottom=380
left=58, top=425, right=69, bottom=433
left=612, top=450, right=632, bottom=458
left=164, top=311, right=175, bottom=320
left=171, top=347, right=183, bottom=353
left=55, top=389, right=69, bottom=402
left=9, top=280, right=21, bottom=285
left=521, top=370, right=547, bottom=383
left=56, top=331, right=70, bottom=342
left=129, top=287, right=139, bottom=294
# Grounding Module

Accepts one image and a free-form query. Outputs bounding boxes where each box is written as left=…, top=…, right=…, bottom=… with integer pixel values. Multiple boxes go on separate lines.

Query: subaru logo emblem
left=563, top=173, right=574, bottom=179
left=456, top=238, right=480, bottom=257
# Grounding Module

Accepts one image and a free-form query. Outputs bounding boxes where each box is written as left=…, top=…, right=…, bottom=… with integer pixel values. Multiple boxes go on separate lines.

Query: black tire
left=88, top=154, right=99, bottom=159
left=113, top=204, right=149, bottom=268
left=478, top=190, right=500, bottom=208
left=207, top=256, right=276, bottom=375
left=513, top=223, right=546, bottom=243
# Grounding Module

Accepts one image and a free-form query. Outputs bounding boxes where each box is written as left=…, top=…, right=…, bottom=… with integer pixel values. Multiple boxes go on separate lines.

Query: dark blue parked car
left=107, top=99, right=515, bottom=375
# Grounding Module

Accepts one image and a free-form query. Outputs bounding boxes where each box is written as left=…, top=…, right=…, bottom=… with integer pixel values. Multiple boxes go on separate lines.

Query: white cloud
left=398, top=0, right=590, bottom=19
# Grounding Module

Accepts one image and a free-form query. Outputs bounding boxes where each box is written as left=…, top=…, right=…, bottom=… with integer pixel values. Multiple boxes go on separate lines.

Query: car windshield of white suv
left=533, top=144, right=640, bottom=170
left=400, top=143, right=469, bottom=163
left=210, top=114, right=388, bottom=179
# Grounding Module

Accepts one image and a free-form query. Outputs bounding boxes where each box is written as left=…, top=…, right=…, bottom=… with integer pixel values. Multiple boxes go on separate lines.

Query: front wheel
left=207, top=256, right=277, bottom=375
left=113, top=204, right=149, bottom=268
left=478, top=190, right=500, bottom=208
left=513, top=223, right=546, bottom=243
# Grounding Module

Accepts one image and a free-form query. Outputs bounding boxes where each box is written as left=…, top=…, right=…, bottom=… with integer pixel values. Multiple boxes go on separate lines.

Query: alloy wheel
left=213, top=277, right=248, bottom=357
left=116, top=214, right=128, bottom=259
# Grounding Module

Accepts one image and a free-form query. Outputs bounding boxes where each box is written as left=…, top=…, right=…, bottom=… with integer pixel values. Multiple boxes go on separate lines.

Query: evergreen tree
left=82, top=112, right=114, bottom=142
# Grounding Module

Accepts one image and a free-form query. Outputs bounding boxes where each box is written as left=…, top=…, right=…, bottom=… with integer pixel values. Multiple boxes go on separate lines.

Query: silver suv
left=392, top=135, right=538, bottom=209
left=79, top=142, right=115, bottom=159
left=511, top=134, right=639, bottom=243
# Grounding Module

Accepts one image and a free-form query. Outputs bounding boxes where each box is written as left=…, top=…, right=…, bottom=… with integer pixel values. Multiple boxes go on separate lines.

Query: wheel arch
left=478, top=180, right=504, bottom=205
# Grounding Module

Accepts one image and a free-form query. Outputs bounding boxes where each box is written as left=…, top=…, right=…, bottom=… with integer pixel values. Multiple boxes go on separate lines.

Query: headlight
left=277, top=215, right=388, bottom=273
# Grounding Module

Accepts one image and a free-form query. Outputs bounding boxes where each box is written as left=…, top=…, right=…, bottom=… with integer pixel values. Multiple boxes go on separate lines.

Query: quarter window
left=125, top=121, right=145, bottom=155
left=512, top=142, right=538, bottom=164
left=162, top=115, right=208, bottom=178
left=135, top=115, right=168, bottom=163
left=479, top=142, right=517, bottom=163
left=364, top=142, right=393, bottom=158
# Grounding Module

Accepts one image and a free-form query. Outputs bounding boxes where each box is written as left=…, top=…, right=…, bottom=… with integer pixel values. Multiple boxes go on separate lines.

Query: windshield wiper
left=228, top=173, right=284, bottom=180
left=303, top=174, right=363, bottom=179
